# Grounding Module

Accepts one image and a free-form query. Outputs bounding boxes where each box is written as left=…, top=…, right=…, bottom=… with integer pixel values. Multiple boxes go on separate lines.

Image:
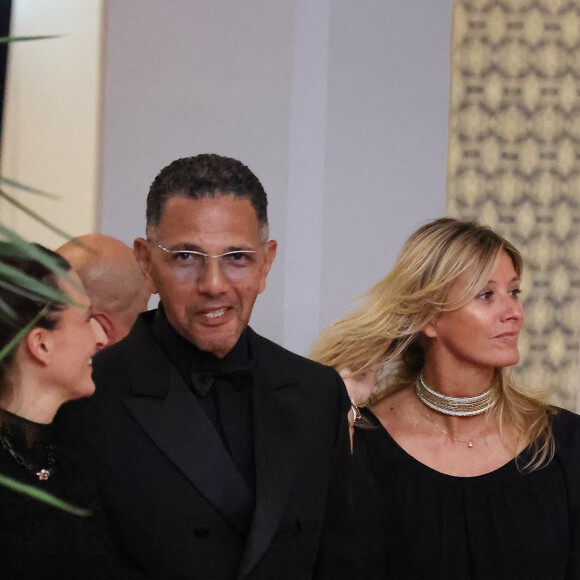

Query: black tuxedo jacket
left=56, top=311, right=358, bottom=579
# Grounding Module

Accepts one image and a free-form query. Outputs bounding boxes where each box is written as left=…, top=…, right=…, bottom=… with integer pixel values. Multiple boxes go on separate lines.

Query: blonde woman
left=311, top=218, right=580, bottom=580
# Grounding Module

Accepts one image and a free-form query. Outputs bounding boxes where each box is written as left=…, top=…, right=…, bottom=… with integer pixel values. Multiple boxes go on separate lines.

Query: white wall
left=303, top=1, right=451, bottom=350
left=1, top=1, right=451, bottom=354
left=0, top=0, right=103, bottom=248
left=100, top=1, right=451, bottom=355
left=99, top=0, right=296, bottom=336
left=0, top=1, right=437, bottom=355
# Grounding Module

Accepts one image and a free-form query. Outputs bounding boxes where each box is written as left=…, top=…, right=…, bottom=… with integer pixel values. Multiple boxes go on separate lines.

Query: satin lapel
left=238, top=367, right=304, bottom=578
left=122, top=325, right=253, bottom=537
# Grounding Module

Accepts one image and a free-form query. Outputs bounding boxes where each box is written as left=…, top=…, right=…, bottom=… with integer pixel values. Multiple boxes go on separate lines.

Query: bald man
left=57, top=234, right=150, bottom=345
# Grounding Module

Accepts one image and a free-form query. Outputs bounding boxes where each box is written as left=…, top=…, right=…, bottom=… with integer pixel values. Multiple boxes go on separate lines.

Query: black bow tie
left=190, top=361, right=256, bottom=398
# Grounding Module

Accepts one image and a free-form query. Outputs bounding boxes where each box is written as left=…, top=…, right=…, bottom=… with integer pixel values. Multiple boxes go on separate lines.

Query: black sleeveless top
left=353, top=407, right=580, bottom=580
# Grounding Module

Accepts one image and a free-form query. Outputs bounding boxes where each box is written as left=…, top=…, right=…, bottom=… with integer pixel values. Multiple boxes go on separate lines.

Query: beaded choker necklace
left=415, top=374, right=496, bottom=417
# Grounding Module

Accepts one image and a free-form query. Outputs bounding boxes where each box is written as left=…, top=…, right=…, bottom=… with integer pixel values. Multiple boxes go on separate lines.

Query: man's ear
left=25, top=328, right=53, bottom=365
left=92, top=313, right=115, bottom=345
left=133, top=238, right=159, bottom=294
left=258, top=240, right=277, bottom=294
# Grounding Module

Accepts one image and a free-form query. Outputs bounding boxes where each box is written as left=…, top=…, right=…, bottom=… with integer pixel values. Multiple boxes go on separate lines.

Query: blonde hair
left=310, top=218, right=554, bottom=470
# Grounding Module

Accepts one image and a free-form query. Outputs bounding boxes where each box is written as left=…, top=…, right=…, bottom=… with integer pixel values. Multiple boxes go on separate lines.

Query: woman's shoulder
left=551, top=406, right=580, bottom=449
left=355, top=389, right=415, bottom=452
left=370, top=387, right=413, bottom=418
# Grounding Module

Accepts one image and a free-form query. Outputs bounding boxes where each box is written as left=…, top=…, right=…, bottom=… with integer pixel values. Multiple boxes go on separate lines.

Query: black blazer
left=56, top=311, right=358, bottom=579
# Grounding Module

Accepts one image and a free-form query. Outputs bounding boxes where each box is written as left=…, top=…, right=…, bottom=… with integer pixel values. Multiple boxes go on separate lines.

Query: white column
left=283, top=0, right=331, bottom=355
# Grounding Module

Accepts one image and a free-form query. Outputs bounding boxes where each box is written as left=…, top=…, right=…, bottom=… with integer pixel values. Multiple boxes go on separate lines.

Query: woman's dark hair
left=0, top=243, right=71, bottom=379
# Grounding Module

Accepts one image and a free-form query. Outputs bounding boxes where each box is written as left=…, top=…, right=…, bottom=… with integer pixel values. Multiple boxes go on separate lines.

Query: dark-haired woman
left=0, top=245, right=122, bottom=578
left=311, top=218, right=580, bottom=579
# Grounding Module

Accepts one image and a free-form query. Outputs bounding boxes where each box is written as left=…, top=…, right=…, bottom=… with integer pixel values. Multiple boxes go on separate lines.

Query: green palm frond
left=0, top=224, right=74, bottom=325
left=0, top=474, right=90, bottom=516
left=0, top=223, right=71, bottom=278
left=0, top=35, right=61, bottom=43
left=0, top=261, right=72, bottom=303
left=0, top=176, right=59, bottom=200
left=0, top=188, right=72, bottom=240
left=0, top=304, right=49, bottom=360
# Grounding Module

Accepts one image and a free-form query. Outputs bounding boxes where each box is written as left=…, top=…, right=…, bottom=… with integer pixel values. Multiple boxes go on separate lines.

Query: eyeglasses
left=148, top=240, right=258, bottom=281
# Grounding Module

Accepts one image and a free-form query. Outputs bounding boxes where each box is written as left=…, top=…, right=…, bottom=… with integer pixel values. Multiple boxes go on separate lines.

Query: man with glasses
left=56, top=154, right=357, bottom=579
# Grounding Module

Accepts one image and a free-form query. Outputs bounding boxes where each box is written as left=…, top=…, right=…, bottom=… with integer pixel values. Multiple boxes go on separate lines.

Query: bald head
left=57, top=234, right=150, bottom=345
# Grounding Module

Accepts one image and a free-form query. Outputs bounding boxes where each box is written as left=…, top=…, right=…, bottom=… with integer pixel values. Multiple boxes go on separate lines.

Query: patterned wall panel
left=447, top=0, right=580, bottom=410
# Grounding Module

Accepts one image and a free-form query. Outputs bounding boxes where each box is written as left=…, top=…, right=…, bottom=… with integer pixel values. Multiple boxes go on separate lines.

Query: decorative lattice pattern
left=447, top=0, right=580, bottom=410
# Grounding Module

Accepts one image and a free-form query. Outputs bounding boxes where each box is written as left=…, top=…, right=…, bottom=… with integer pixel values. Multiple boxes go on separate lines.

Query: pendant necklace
left=0, top=434, right=55, bottom=481
left=416, top=374, right=496, bottom=448
left=422, top=409, right=486, bottom=448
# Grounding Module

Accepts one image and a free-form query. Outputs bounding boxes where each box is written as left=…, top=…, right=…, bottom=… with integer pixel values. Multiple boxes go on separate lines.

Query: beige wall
left=99, top=0, right=451, bottom=351
left=1, top=1, right=452, bottom=355
left=0, top=0, right=103, bottom=248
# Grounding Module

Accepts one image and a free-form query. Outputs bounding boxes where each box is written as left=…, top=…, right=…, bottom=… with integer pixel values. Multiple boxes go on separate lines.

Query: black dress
left=353, top=407, right=580, bottom=580
left=0, top=410, right=122, bottom=579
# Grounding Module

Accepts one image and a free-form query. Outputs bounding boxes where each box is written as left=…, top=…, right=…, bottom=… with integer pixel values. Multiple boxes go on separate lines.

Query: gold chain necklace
left=423, top=409, right=487, bottom=448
